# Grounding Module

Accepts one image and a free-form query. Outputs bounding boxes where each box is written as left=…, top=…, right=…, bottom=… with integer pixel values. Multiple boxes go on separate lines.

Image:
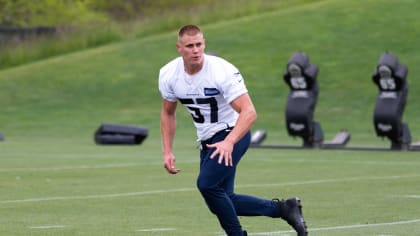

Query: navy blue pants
left=197, top=129, right=280, bottom=236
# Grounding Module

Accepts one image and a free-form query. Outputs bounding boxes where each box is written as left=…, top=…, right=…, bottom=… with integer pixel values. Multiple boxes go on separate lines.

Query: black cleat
left=243, top=230, right=247, bottom=236
left=275, top=197, right=308, bottom=236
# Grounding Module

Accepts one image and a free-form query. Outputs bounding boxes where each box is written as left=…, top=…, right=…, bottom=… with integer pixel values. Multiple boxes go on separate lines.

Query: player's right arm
left=160, top=99, right=181, bottom=174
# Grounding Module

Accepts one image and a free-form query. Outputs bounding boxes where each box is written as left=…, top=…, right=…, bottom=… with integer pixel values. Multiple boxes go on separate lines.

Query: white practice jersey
left=159, top=54, right=248, bottom=141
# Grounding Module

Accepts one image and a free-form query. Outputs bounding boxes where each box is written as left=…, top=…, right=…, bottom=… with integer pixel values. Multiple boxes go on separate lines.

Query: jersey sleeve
left=158, top=61, right=178, bottom=103
left=218, top=61, right=248, bottom=103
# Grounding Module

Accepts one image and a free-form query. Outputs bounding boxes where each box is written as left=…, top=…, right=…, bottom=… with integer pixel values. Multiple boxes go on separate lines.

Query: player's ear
left=176, top=43, right=182, bottom=53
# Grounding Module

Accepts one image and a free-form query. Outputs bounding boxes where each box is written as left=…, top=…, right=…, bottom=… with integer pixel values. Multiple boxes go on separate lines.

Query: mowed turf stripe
left=1, top=174, right=419, bottom=204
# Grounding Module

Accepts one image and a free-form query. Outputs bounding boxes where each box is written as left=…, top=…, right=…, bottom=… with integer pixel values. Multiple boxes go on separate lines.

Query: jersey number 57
left=179, top=97, right=218, bottom=123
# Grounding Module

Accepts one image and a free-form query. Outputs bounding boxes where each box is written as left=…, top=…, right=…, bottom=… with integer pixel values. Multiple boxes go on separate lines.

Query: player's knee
left=196, top=178, right=215, bottom=194
left=196, top=179, right=208, bottom=193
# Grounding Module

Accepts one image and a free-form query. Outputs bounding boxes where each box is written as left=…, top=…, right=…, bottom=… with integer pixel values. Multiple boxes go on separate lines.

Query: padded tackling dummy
left=372, top=52, right=411, bottom=149
left=95, top=124, right=148, bottom=145
left=283, top=52, right=323, bottom=147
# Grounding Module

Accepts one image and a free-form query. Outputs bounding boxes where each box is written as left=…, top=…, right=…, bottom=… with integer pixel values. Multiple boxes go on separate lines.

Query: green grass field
left=1, top=0, right=420, bottom=235
left=1, top=142, right=420, bottom=235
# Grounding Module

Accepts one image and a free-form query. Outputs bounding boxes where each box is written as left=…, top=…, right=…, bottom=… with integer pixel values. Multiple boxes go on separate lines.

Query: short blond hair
left=178, top=24, right=203, bottom=42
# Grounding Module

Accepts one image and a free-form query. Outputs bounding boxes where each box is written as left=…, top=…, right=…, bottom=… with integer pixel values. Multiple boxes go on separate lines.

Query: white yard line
left=400, top=195, right=420, bottom=199
left=1, top=174, right=419, bottom=204
left=0, top=163, right=141, bottom=172
left=237, top=174, right=420, bottom=189
left=246, top=218, right=420, bottom=235
left=136, top=228, right=176, bottom=232
left=0, top=188, right=195, bottom=204
left=0, top=160, right=199, bottom=172
left=29, top=225, right=66, bottom=229
left=1, top=158, right=417, bottom=173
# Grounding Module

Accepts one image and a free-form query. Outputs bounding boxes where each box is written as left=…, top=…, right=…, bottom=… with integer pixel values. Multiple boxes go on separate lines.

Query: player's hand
left=163, top=152, right=181, bottom=174
left=207, top=140, right=234, bottom=166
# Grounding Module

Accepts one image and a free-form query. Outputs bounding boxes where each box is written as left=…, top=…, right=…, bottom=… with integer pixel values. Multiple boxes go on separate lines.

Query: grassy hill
left=1, top=0, right=419, bottom=147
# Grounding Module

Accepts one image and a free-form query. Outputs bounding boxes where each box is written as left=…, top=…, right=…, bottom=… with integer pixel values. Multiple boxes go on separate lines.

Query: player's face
left=177, top=33, right=205, bottom=73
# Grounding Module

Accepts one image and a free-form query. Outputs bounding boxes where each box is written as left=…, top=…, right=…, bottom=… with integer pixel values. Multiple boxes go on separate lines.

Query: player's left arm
left=208, top=93, right=257, bottom=166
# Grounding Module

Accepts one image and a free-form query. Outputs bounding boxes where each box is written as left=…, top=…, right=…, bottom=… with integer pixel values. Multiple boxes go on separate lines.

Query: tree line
left=0, top=0, right=216, bottom=27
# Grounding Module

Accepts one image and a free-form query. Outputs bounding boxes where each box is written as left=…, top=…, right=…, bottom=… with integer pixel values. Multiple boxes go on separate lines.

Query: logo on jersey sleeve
left=204, top=88, right=220, bottom=96
left=233, top=71, right=243, bottom=83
